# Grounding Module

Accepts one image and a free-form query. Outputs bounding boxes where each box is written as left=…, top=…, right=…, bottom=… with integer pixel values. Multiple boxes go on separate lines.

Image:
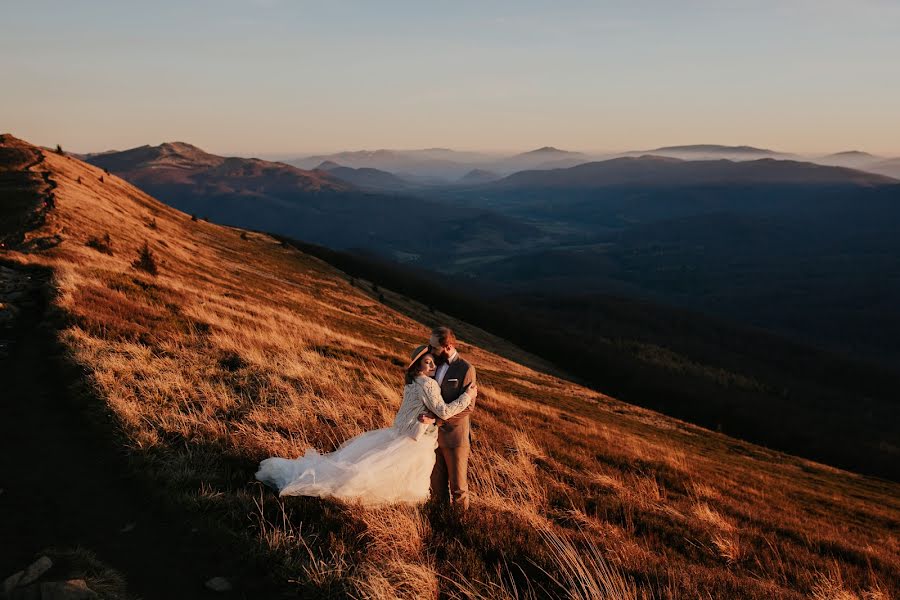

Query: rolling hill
left=811, top=152, right=900, bottom=179
left=489, top=155, right=897, bottom=189
left=867, top=157, right=900, bottom=179
left=2, top=133, right=899, bottom=599
left=492, top=146, right=591, bottom=172
left=314, top=160, right=414, bottom=191
left=654, top=144, right=779, bottom=154
left=817, top=150, right=882, bottom=169
left=631, top=144, right=790, bottom=161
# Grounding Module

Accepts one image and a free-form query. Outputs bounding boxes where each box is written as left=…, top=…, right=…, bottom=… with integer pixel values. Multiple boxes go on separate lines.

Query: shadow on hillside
left=0, top=259, right=281, bottom=599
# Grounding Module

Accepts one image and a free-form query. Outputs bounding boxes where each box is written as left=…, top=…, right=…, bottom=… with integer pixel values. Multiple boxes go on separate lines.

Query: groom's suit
left=430, top=352, right=476, bottom=510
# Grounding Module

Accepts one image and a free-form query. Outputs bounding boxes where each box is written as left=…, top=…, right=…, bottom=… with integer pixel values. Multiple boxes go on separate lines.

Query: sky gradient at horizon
left=3, top=0, right=899, bottom=156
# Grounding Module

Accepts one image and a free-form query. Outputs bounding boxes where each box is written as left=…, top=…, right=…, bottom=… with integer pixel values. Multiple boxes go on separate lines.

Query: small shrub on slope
left=131, top=241, right=158, bottom=276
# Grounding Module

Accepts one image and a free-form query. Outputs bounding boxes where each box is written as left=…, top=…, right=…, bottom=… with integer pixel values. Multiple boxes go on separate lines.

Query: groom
left=426, top=326, right=476, bottom=511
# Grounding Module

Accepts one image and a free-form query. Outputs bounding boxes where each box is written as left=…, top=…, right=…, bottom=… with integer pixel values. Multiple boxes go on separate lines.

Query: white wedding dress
left=255, top=375, right=473, bottom=505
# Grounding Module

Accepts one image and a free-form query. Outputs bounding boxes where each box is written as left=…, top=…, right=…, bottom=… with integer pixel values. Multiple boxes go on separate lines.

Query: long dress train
left=255, top=375, right=472, bottom=505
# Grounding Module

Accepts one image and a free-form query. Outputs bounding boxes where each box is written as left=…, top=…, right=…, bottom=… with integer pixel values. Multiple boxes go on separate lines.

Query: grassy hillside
left=2, top=134, right=898, bottom=598
left=262, top=240, right=900, bottom=480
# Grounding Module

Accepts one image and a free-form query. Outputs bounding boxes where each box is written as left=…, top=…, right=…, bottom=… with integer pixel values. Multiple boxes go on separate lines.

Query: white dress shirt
left=434, top=349, right=458, bottom=385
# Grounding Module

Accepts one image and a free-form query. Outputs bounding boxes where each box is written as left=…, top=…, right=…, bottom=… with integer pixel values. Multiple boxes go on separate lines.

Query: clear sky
left=2, top=0, right=899, bottom=156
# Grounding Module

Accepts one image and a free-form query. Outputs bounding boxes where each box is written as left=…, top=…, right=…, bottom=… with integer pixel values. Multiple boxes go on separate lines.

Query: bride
left=255, top=345, right=477, bottom=504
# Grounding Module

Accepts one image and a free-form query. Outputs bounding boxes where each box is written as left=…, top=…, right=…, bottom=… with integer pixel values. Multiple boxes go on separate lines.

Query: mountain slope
left=2, top=134, right=898, bottom=599
left=87, top=140, right=349, bottom=191
left=86, top=141, right=229, bottom=174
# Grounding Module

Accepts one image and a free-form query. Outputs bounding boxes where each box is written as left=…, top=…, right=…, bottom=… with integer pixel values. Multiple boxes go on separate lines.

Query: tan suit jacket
left=436, top=356, right=476, bottom=448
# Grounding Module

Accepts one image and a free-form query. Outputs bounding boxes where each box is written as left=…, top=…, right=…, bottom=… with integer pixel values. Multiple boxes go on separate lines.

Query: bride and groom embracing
left=256, top=326, right=477, bottom=509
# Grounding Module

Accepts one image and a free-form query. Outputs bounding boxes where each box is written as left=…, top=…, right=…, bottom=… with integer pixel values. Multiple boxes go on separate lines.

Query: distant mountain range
left=290, top=149, right=488, bottom=180
left=631, top=145, right=900, bottom=179
left=488, top=155, right=897, bottom=189
left=290, top=146, right=591, bottom=180
left=85, top=142, right=539, bottom=261
left=287, top=143, right=900, bottom=183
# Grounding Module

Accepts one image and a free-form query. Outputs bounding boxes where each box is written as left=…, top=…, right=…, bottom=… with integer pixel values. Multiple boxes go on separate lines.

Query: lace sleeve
left=419, top=378, right=471, bottom=420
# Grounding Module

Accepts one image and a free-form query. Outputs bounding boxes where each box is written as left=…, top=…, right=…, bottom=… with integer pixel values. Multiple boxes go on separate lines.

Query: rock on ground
left=204, top=577, right=232, bottom=592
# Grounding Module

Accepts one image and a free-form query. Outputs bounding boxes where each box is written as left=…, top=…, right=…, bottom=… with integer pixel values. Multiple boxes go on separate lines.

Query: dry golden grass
left=4, top=142, right=900, bottom=598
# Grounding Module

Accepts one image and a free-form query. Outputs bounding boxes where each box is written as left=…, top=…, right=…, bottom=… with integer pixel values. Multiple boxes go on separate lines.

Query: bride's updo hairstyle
left=405, top=344, right=430, bottom=385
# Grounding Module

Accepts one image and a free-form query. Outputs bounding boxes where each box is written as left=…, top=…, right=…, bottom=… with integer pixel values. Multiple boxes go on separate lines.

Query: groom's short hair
left=431, top=326, right=456, bottom=347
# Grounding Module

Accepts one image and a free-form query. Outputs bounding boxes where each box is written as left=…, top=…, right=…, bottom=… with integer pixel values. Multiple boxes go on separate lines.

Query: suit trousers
left=430, top=444, right=470, bottom=510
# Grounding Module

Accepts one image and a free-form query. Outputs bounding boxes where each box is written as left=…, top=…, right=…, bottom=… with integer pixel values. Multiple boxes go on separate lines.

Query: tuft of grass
left=38, top=546, right=135, bottom=600
left=131, top=241, right=158, bottom=276
left=86, top=232, right=113, bottom=255
left=810, top=563, right=890, bottom=600
left=535, top=527, right=638, bottom=600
